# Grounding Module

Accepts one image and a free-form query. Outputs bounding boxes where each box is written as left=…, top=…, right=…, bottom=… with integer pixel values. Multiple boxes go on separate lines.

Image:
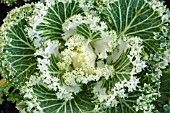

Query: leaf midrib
left=120, top=2, right=146, bottom=36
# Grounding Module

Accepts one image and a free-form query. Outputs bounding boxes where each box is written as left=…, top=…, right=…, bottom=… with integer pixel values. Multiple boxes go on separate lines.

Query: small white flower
left=27, top=101, right=35, bottom=110
left=24, top=92, right=33, bottom=99
left=126, top=76, right=139, bottom=92
left=98, top=94, right=108, bottom=102
left=158, top=61, right=166, bottom=69
left=93, top=81, right=103, bottom=93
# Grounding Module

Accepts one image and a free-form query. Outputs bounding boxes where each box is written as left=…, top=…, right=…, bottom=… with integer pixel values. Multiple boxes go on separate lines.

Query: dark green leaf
left=33, top=84, right=95, bottom=113
left=76, top=23, right=101, bottom=40
left=154, top=66, right=170, bottom=112
left=2, top=19, right=37, bottom=85
left=36, top=1, right=84, bottom=40
left=100, top=0, right=162, bottom=38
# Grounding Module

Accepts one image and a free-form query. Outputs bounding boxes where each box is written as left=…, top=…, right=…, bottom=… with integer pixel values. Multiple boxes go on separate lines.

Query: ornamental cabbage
left=0, top=0, right=170, bottom=113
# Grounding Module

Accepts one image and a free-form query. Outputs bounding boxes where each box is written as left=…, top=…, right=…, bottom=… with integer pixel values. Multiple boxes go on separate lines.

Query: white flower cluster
left=45, top=0, right=94, bottom=12
left=37, top=57, right=60, bottom=91
left=62, top=14, right=108, bottom=39
left=63, top=68, right=84, bottom=85
left=20, top=75, right=43, bottom=113
left=107, top=31, right=119, bottom=51
left=56, top=84, right=81, bottom=100
left=64, top=68, right=98, bottom=84
left=63, top=64, right=115, bottom=86
left=27, top=2, right=47, bottom=48
left=145, top=0, right=168, bottom=20
left=45, top=0, right=76, bottom=6
left=95, top=65, right=114, bottom=80
left=149, top=50, right=170, bottom=82
left=93, top=75, right=140, bottom=108
left=126, top=37, right=147, bottom=75
left=77, top=0, right=93, bottom=12
left=56, top=49, right=73, bottom=71
left=36, top=48, right=60, bottom=90
left=35, top=40, right=82, bottom=100
left=134, top=83, right=160, bottom=113
left=159, top=50, right=170, bottom=69
left=45, top=0, right=57, bottom=6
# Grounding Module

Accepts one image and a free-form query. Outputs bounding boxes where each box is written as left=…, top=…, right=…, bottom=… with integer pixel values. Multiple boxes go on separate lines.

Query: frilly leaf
left=1, top=3, right=38, bottom=86
left=2, top=19, right=37, bottom=85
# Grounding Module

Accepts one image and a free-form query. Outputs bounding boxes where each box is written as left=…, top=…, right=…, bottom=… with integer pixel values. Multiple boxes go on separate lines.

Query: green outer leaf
left=2, top=19, right=37, bottom=85
left=0, top=3, right=36, bottom=104
left=154, top=66, right=170, bottom=112
left=1, top=3, right=35, bottom=31
left=98, top=91, right=140, bottom=113
left=36, top=1, right=84, bottom=40
left=103, top=101, right=136, bottom=113
left=0, top=79, right=22, bottom=103
left=33, top=84, right=95, bottom=113
left=100, top=0, right=162, bottom=38
left=143, top=36, right=166, bottom=56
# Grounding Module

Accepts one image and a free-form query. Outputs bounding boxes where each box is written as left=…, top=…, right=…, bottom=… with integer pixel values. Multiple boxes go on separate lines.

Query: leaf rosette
left=0, top=0, right=170, bottom=113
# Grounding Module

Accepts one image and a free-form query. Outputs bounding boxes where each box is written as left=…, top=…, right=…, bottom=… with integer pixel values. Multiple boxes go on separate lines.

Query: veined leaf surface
left=36, top=1, right=84, bottom=40
left=48, top=54, right=63, bottom=80
left=2, top=19, right=37, bottom=85
left=100, top=0, right=162, bottom=38
left=76, top=23, right=101, bottom=40
left=33, top=84, right=95, bottom=113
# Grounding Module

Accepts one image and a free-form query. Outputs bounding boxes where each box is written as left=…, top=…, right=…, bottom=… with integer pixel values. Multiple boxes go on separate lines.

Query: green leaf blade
left=33, top=84, right=95, bottom=113
left=2, top=19, right=37, bottom=85
left=100, top=0, right=162, bottom=38
left=36, top=1, right=84, bottom=40
left=76, top=23, right=101, bottom=40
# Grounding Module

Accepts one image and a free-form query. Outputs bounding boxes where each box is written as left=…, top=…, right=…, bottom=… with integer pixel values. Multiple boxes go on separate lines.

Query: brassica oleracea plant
left=0, top=0, right=170, bottom=113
